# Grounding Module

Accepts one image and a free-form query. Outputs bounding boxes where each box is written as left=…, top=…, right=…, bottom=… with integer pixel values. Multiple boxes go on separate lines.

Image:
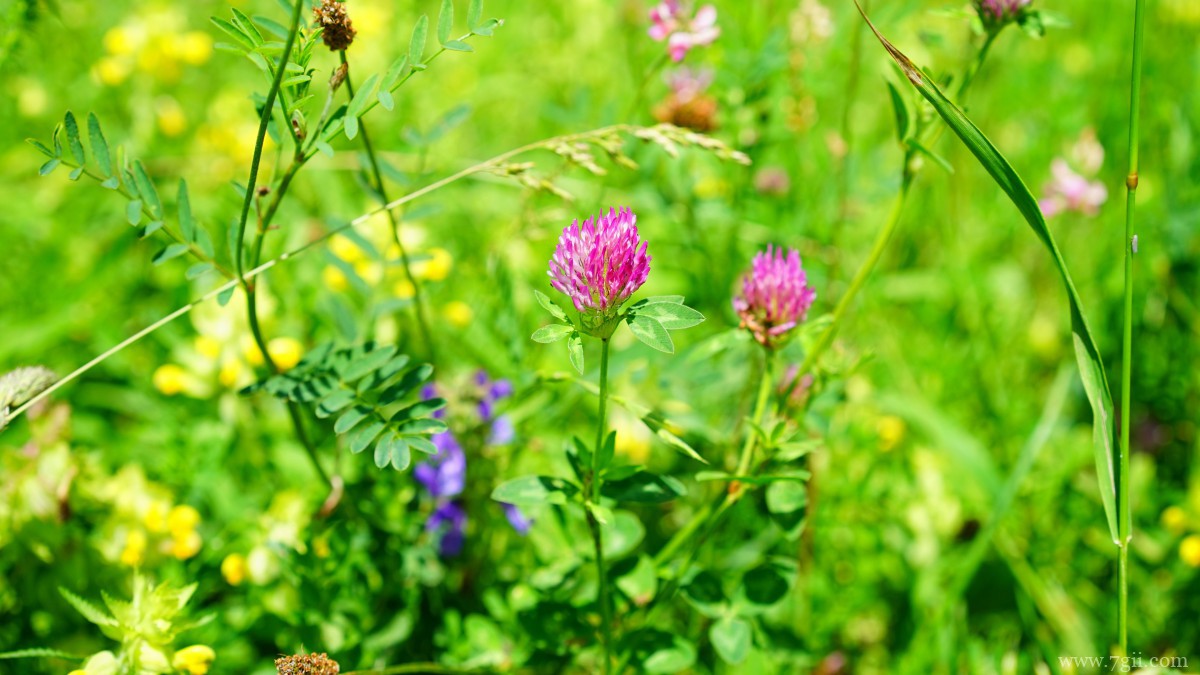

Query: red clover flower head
left=548, top=207, right=651, bottom=324
left=733, top=245, right=816, bottom=349
left=974, top=0, right=1031, bottom=29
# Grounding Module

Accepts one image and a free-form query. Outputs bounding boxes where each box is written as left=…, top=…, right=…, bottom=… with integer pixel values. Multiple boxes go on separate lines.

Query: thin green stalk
left=1117, top=0, right=1146, bottom=656
left=624, top=52, right=669, bottom=120
left=793, top=173, right=912, bottom=381
left=339, top=51, right=437, bottom=364
left=956, top=30, right=997, bottom=102
left=589, top=338, right=614, bottom=675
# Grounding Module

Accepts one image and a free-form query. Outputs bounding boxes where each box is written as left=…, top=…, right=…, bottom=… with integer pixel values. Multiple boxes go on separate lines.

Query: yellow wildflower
left=268, top=337, right=305, bottom=371
left=221, top=553, right=247, bottom=586
left=877, top=415, right=906, bottom=452
left=218, top=359, right=243, bottom=388
left=172, top=645, right=216, bottom=675
left=120, top=529, right=147, bottom=566
left=94, top=57, right=131, bottom=86
left=156, top=97, right=187, bottom=137
left=171, top=530, right=203, bottom=560
left=175, top=31, right=213, bottom=65
left=1182, top=535, right=1200, bottom=567
left=167, top=505, right=200, bottom=536
left=143, top=501, right=169, bottom=533
left=1162, top=506, right=1189, bottom=535
left=152, top=364, right=189, bottom=396
left=195, top=336, right=221, bottom=359
left=413, top=248, right=452, bottom=281
left=330, top=234, right=365, bottom=263
left=393, top=279, right=415, bottom=299
left=323, top=266, right=349, bottom=292
left=444, top=301, right=473, bottom=327
left=103, top=26, right=141, bottom=55
left=354, top=260, right=383, bottom=285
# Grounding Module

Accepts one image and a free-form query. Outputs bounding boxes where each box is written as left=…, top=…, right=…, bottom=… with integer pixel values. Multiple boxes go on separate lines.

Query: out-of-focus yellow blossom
left=268, top=337, right=305, bottom=371
left=143, top=501, right=169, bottom=533
left=355, top=260, right=384, bottom=285
left=103, top=25, right=143, bottom=55
left=393, top=279, right=415, bottom=299
left=330, top=235, right=366, bottom=263
left=1027, top=314, right=1061, bottom=361
left=314, top=537, right=331, bottom=559
left=613, top=413, right=652, bottom=464
left=94, top=57, right=131, bottom=86
left=694, top=176, right=730, bottom=199
left=167, top=505, right=200, bottom=536
left=323, top=266, right=349, bottom=292
left=444, top=301, right=473, bottom=327
left=1162, top=0, right=1200, bottom=23
left=172, top=645, right=216, bottom=675
left=413, top=248, right=452, bottom=281
left=221, top=553, right=247, bottom=585
left=120, top=529, right=147, bottom=566
left=877, top=416, right=906, bottom=452
left=247, top=545, right=279, bottom=585
left=175, top=31, right=213, bottom=65
left=170, top=530, right=202, bottom=560
left=68, top=670, right=86, bottom=675
left=195, top=336, right=221, bottom=360
left=1162, top=506, right=1189, bottom=535
left=1181, top=535, right=1200, bottom=567
left=15, top=78, right=47, bottom=117
left=218, top=359, right=243, bottom=388
left=80, top=652, right=119, bottom=675
left=156, top=97, right=187, bottom=137
left=243, top=337, right=265, bottom=367
left=152, top=364, right=189, bottom=396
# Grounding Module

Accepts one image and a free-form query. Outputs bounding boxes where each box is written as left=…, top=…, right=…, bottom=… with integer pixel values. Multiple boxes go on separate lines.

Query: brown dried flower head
left=313, top=0, right=356, bottom=52
left=275, top=652, right=340, bottom=675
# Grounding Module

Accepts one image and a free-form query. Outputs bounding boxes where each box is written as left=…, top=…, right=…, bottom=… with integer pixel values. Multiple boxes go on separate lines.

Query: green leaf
left=601, top=471, right=685, bottom=503
left=343, top=344, right=397, bottom=381
left=151, top=244, right=189, bottom=265
left=627, top=314, right=673, bottom=353
left=532, top=324, right=574, bottom=343
left=471, top=17, right=500, bottom=37
left=631, top=302, right=705, bottom=330
left=344, top=115, right=359, bottom=141
left=139, top=221, right=164, bottom=238
left=126, top=200, right=142, bottom=226
left=347, top=73, right=379, bottom=118
left=682, top=571, right=726, bottom=618
left=408, top=15, right=429, bottom=66
left=596, top=430, right=615, bottom=472
left=211, top=17, right=255, bottom=50
left=316, top=389, right=357, bottom=418
left=467, top=0, right=483, bottom=28
left=26, top=138, right=55, bottom=158
left=101, top=175, right=120, bottom=190
left=567, top=333, right=584, bottom=373
left=63, top=112, right=85, bottom=165
left=711, top=617, right=751, bottom=665
left=375, top=433, right=411, bottom=470
left=908, top=138, right=954, bottom=174
left=885, top=80, right=911, bottom=142
left=0, top=648, right=88, bottom=661
left=377, top=90, right=394, bottom=111
left=230, top=8, right=264, bottom=45
left=382, top=55, right=410, bottom=89
left=133, top=160, right=162, bottom=218
left=88, top=113, right=112, bottom=176
left=602, top=510, right=645, bottom=558
left=858, top=2, right=1123, bottom=543
left=765, top=480, right=808, bottom=514
left=59, top=588, right=117, bottom=627
left=335, top=406, right=371, bottom=434
left=615, top=554, right=658, bottom=606
left=38, top=159, right=60, bottom=176
left=177, top=179, right=196, bottom=241
left=185, top=262, right=213, bottom=280
left=217, top=285, right=236, bottom=307
left=437, top=0, right=453, bottom=44
left=492, top=475, right=578, bottom=506
left=442, top=40, right=473, bottom=52
left=534, top=289, right=569, bottom=321
left=739, top=564, right=790, bottom=608
left=349, top=421, right=385, bottom=454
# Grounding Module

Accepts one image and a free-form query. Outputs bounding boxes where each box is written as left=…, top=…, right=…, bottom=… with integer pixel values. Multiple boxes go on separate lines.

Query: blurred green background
left=1, top=0, right=1199, bottom=673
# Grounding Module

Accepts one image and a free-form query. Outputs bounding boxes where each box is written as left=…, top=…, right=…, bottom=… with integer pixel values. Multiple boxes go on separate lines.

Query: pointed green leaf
left=858, top=2, right=1123, bottom=543
left=408, top=15, right=429, bottom=65
left=710, top=617, right=751, bottom=665
left=534, top=289, right=569, bottom=321
left=885, top=80, right=910, bottom=142
left=627, top=314, right=674, bottom=353
left=442, top=40, right=473, bottom=52
left=532, top=324, right=574, bottom=343
left=632, top=303, right=704, bottom=330
left=350, top=421, right=385, bottom=454
left=88, top=113, right=112, bottom=176
left=335, top=406, right=371, bottom=434
left=177, top=179, right=196, bottom=241
left=151, top=244, right=189, bottom=265
left=26, top=138, right=55, bottom=158
left=437, top=0, right=453, bottom=44
left=492, top=475, right=579, bottom=506
left=133, top=160, right=162, bottom=218
left=347, top=73, right=379, bottom=118
left=185, top=262, right=214, bottom=280
left=38, top=159, right=60, bottom=176
left=63, top=112, right=85, bottom=165
left=567, top=333, right=584, bottom=373
left=344, top=115, right=359, bottom=140
left=467, top=0, right=483, bottom=28
left=601, top=470, right=685, bottom=504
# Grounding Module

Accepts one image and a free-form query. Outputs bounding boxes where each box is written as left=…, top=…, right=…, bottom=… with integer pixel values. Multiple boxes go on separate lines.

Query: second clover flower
left=734, top=245, right=817, bottom=349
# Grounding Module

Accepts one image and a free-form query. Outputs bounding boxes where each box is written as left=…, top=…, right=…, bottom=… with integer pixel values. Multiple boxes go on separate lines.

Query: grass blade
left=855, top=2, right=1122, bottom=544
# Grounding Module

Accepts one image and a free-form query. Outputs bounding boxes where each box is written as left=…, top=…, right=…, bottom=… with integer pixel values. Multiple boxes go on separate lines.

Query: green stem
left=792, top=172, right=912, bottom=381
left=589, top=338, right=614, bottom=675
left=339, top=51, right=437, bottom=364
left=624, top=52, right=669, bottom=120
left=956, top=30, right=998, bottom=102
left=1117, top=0, right=1146, bottom=656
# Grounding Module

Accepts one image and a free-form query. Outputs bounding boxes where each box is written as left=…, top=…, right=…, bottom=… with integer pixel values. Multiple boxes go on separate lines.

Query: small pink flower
left=1040, top=159, right=1108, bottom=218
left=733, top=245, right=816, bottom=349
left=974, top=0, right=1031, bottom=27
left=649, top=1, right=720, bottom=62
left=548, top=207, right=651, bottom=317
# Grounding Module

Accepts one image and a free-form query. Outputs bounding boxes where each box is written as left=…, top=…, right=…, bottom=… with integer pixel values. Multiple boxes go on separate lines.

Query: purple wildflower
left=427, top=501, right=467, bottom=556
left=733, top=245, right=817, bottom=349
left=488, top=415, right=515, bottom=446
left=548, top=207, right=651, bottom=319
left=974, top=0, right=1031, bottom=28
left=502, top=503, right=533, bottom=535
left=415, top=432, right=465, bottom=499
left=649, top=1, right=720, bottom=62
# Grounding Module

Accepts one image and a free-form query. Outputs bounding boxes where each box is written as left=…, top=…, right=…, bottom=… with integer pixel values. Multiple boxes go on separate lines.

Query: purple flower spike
left=733, top=245, right=817, bottom=349
left=427, top=501, right=467, bottom=556
left=549, top=207, right=651, bottom=320
left=502, top=503, right=533, bottom=535
left=415, top=432, right=466, bottom=498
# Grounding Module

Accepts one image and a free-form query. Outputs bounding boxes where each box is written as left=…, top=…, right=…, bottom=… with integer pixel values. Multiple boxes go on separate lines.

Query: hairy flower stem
left=1118, top=0, right=1146, bottom=656
left=588, top=338, right=615, bottom=675
left=339, top=51, right=437, bottom=365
